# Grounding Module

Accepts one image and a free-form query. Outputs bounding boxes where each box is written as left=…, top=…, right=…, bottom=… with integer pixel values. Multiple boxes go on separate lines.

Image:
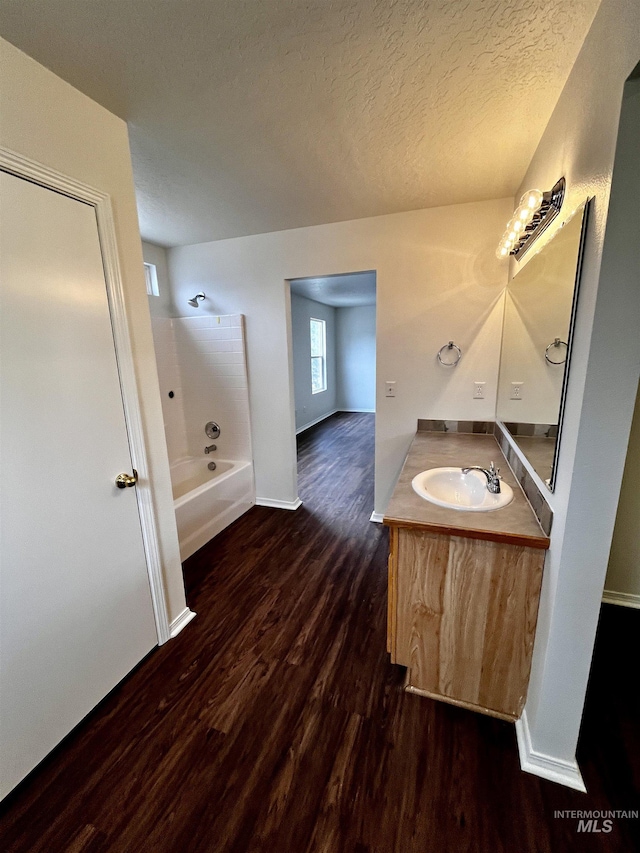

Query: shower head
left=188, top=292, right=206, bottom=308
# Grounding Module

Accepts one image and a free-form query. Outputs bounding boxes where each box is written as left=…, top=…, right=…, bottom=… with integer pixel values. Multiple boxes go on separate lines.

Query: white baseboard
left=369, top=511, right=384, bottom=523
left=296, top=409, right=339, bottom=435
left=295, top=408, right=375, bottom=435
left=515, top=709, right=586, bottom=792
left=256, top=496, right=303, bottom=511
left=169, top=607, right=197, bottom=639
left=602, top=589, right=640, bottom=609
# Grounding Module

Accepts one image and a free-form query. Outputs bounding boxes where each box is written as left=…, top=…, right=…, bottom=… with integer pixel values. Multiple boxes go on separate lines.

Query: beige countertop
left=383, top=432, right=550, bottom=549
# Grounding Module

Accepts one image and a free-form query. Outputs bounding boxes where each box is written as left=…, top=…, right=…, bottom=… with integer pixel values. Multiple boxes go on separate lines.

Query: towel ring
left=545, top=338, right=568, bottom=365
left=437, top=341, right=462, bottom=367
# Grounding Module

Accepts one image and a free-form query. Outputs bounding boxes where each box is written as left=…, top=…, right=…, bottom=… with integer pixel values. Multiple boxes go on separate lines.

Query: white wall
left=0, top=37, right=187, bottom=624
left=506, top=0, right=640, bottom=788
left=336, top=305, right=376, bottom=412
left=169, top=198, right=511, bottom=511
left=292, top=297, right=376, bottom=430
left=291, top=294, right=337, bottom=431
left=605, top=379, right=640, bottom=601
left=603, top=79, right=640, bottom=605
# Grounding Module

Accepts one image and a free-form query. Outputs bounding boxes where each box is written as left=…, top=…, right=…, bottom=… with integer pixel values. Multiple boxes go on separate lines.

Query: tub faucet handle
left=205, top=444, right=217, bottom=454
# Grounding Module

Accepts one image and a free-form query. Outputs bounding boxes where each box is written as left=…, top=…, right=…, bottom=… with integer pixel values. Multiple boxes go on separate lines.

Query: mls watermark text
left=554, top=810, right=638, bottom=833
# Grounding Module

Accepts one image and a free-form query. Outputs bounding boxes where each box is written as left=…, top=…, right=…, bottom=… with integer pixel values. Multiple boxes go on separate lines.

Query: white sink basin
left=411, top=467, right=514, bottom=512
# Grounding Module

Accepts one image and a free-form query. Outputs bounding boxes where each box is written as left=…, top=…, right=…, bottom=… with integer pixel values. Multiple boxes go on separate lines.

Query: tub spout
left=205, top=444, right=217, bottom=454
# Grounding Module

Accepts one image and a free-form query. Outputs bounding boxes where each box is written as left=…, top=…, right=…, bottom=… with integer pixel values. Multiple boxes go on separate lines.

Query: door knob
left=115, top=470, right=138, bottom=489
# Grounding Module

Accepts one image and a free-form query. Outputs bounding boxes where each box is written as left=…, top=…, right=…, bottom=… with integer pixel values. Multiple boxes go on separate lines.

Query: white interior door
left=0, top=171, right=157, bottom=798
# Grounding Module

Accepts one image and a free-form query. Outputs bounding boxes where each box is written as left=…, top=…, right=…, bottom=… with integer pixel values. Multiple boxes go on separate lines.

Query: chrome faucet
left=204, top=444, right=217, bottom=454
left=462, top=461, right=502, bottom=494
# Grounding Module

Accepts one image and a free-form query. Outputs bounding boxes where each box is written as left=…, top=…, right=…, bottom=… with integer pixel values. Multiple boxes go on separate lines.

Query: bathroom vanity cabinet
left=384, top=431, right=550, bottom=721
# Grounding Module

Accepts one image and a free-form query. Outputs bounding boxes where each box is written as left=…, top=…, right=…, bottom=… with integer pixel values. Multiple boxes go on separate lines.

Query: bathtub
left=171, top=457, right=255, bottom=561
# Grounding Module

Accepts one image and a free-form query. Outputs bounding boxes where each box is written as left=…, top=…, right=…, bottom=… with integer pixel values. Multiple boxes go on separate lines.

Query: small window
left=310, top=317, right=327, bottom=394
left=144, top=262, right=159, bottom=297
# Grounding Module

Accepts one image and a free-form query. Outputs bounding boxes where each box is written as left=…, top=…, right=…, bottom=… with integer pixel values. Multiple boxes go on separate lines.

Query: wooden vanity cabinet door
left=394, top=529, right=449, bottom=678
left=393, top=527, right=544, bottom=720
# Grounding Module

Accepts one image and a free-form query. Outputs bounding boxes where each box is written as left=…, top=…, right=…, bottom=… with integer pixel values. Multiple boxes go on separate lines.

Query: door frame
left=0, top=146, right=171, bottom=644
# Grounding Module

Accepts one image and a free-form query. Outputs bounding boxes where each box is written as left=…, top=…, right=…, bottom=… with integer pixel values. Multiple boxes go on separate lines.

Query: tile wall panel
left=174, top=315, right=252, bottom=463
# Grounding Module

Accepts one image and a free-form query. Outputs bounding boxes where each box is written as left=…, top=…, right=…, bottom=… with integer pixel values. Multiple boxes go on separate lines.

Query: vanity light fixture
left=496, top=177, right=566, bottom=261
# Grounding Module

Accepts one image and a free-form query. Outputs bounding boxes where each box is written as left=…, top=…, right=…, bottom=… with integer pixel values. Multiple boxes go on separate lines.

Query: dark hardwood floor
left=1, top=412, right=638, bottom=852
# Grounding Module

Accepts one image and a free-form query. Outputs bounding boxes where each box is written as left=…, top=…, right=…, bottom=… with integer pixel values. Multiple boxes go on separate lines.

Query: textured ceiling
left=290, top=272, right=376, bottom=307
left=0, top=0, right=602, bottom=247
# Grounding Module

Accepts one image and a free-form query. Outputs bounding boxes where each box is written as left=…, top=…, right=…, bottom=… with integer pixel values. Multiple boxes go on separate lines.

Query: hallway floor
left=1, top=413, right=638, bottom=852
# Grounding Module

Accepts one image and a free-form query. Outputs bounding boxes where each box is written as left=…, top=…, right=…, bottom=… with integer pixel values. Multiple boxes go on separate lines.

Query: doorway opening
left=287, top=271, right=377, bottom=515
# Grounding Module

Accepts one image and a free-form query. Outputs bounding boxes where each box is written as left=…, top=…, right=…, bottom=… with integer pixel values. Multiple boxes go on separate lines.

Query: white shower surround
left=151, top=314, right=255, bottom=559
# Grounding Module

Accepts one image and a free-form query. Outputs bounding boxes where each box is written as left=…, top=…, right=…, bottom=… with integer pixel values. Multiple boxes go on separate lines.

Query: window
left=310, top=317, right=327, bottom=394
left=143, top=262, right=159, bottom=297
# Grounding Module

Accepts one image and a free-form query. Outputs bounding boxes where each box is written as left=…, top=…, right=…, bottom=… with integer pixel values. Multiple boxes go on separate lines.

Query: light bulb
left=521, top=189, right=543, bottom=210
left=498, top=189, right=546, bottom=259
left=517, top=204, right=534, bottom=224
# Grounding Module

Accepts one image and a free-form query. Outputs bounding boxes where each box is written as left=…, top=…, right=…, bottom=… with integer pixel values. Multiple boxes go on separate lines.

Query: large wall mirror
left=496, top=199, right=590, bottom=491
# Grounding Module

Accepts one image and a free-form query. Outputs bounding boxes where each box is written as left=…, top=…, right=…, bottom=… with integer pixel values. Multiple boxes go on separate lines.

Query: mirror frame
left=496, top=198, right=592, bottom=491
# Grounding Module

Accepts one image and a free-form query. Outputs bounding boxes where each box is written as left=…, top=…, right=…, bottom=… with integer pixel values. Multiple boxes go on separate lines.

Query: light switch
left=385, top=381, right=396, bottom=398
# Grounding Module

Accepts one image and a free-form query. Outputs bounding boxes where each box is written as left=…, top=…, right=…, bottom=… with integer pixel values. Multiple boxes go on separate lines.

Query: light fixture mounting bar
left=512, top=177, right=566, bottom=260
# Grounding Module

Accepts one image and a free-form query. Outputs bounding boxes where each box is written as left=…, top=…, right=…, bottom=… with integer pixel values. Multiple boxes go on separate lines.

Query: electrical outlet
left=385, top=381, right=396, bottom=398
left=510, top=382, right=524, bottom=400
left=473, top=381, right=486, bottom=400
